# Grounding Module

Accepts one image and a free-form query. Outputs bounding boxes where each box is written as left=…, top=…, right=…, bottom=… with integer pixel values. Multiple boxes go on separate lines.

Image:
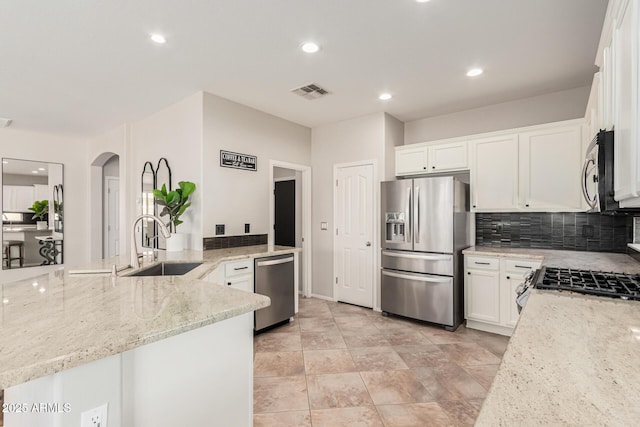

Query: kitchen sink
left=127, top=262, right=203, bottom=277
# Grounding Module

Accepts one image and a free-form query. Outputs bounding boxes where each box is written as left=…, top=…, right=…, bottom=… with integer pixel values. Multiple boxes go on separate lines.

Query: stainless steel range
left=534, top=267, right=640, bottom=300
left=517, top=266, right=640, bottom=312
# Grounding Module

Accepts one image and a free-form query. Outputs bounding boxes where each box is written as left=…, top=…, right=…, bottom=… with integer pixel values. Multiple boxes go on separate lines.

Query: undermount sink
left=127, top=262, right=203, bottom=277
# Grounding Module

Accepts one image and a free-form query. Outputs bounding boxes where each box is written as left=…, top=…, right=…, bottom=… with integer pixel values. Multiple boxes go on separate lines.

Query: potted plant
left=153, top=181, right=196, bottom=252
left=29, top=200, right=49, bottom=230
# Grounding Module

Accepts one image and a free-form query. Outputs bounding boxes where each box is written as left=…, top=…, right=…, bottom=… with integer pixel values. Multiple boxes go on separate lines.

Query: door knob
left=366, top=242, right=371, bottom=247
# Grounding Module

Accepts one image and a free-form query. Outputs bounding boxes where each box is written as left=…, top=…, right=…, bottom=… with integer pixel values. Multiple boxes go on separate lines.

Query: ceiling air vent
left=291, top=83, right=330, bottom=100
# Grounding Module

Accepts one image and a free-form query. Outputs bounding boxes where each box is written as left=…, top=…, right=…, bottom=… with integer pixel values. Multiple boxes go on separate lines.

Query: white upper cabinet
left=519, top=125, right=583, bottom=211
left=395, top=141, right=469, bottom=176
left=395, top=146, right=429, bottom=175
left=470, top=134, right=519, bottom=211
left=613, top=0, right=640, bottom=206
left=428, top=141, right=469, bottom=172
left=3, top=185, right=35, bottom=212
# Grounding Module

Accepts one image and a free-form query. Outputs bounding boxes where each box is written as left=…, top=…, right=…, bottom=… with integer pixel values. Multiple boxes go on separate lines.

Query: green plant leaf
left=179, top=181, right=196, bottom=198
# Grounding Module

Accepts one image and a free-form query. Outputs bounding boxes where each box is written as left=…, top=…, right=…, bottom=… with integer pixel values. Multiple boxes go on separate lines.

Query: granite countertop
left=476, top=290, right=640, bottom=426
left=463, top=246, right=640, bottom=274
left=0, top=245, right=298, bottom=389
left=466, top=246, right=640, bottom=425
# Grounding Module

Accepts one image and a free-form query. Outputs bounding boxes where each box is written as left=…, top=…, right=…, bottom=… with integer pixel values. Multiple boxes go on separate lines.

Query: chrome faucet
left=130, top=214, right=171, bottom=269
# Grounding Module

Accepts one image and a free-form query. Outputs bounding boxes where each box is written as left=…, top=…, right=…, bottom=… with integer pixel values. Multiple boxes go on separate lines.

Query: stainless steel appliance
left=380, top=176, right=471, bottom=330
left=254, top=253, right=295, bottom=332
left=516, top=266, right=640, bottom=313
left=582, top=129, right=640, bottom=213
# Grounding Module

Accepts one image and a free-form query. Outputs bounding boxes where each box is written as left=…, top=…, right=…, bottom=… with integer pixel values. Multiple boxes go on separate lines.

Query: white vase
left=36, top=221, right=48, bottom=230
left=166, top=232, right=185, bottom=252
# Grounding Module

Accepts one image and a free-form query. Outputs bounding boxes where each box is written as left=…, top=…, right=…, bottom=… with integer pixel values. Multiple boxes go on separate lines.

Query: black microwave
left=582, top=129, right=640, bottom=213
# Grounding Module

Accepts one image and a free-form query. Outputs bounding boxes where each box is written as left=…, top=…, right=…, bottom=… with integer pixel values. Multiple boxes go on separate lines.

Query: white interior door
left=335, top=163, right=374, bottom=308
left=104, top=176, right=120, bottom=257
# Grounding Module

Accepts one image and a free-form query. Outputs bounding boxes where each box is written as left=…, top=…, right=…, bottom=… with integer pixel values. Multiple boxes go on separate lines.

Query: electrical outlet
left=81, top=403, right=108, bottom=427
left=216, top=224, right=225, bottom=235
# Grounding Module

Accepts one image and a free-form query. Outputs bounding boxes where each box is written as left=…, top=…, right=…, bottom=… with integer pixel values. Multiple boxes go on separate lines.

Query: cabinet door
left=2, top=186, right=13, bottom=211
left=613, top=0, right=640, bottom=203
left=465, top=269, right=500, bottom=324
left=33, top=184, right=49, bottom=202
left=470, top=135, right=519, bottom=211
left=428, top=142, right=468, bottom=172
left=7, top=186, right=35, bottom=212
left=226, top=275, right=253, bottom=293
left=519, top=125, right=582, bottom=211
left=395, top=146, right=429, bottom=176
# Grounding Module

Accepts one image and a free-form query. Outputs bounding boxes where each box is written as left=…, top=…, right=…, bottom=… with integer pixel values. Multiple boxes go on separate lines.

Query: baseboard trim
left=465, top=319, right=513, bottom=337
left=309, top=293, right=337, bottom=302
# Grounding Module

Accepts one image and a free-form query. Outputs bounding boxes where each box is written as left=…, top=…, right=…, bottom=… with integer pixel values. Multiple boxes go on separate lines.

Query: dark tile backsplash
left=475, top=213, right=634, bottom=253
left=203, top=234, right=268, bottom=250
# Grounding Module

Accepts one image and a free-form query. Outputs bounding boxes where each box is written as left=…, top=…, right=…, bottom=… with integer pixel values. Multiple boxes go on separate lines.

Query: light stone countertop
left=465, top=246, right=640, bottom=425
left=475, top=290, right=640, bottom=426
left=463, top=246, right=640, bottom=274
left=0, top=245, right=298, bottom=389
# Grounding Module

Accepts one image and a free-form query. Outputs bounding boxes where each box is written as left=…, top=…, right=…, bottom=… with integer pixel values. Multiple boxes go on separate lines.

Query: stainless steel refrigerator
left=380, top=176, right=471, bottom=330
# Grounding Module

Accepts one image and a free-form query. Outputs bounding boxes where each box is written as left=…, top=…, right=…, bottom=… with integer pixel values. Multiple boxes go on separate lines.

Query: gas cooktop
left=534, top=267, right=640, bottom=301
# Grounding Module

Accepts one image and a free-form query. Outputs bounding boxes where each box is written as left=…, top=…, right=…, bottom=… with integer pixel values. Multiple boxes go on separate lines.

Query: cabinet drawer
left=504, top=259, right=541, bottom=273
left=225, top=259, right=254, bottom=277
left=466, top=256, right=499, bottom=270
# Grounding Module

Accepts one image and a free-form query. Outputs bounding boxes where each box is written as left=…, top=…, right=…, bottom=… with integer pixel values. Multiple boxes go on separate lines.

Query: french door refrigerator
left=380, top=176, right=471, bottom=330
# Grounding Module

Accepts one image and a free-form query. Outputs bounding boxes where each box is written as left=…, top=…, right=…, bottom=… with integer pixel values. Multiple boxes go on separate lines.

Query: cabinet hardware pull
left=474, top=261, right=490, bottom=265
left=506, top=276, right=511, bottom=279
left=514, top=265, right=531, bottom=269
left=234, top=266, right=249, bottom=270
left=467, top=272, right=470, bottom=275
left=227, top=282, right=231, bottom=286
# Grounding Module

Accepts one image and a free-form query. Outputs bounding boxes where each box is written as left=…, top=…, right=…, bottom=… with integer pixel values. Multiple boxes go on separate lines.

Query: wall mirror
left=141, top=161, right=156, bottom=249
left=154, top=158, right=172, bottom=250
left=2, top=158, right=64, bottom=269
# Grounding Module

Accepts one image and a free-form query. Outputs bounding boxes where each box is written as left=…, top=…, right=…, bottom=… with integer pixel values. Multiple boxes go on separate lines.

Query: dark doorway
left=275, top=180, right=295, bottom=247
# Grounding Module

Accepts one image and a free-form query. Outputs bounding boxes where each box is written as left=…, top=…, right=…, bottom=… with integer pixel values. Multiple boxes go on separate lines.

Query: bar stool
left=3, top=240, right=24, bottom=268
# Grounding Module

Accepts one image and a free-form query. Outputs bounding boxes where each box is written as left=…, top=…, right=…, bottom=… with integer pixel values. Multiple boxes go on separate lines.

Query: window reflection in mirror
left=2, top=158, right=64, bottom=269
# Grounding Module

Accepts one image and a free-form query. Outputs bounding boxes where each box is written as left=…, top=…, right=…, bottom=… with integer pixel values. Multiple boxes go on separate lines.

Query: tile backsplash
left=475, top=213, right=634, bottom=253
left=203, top=234, right=268, bottom=250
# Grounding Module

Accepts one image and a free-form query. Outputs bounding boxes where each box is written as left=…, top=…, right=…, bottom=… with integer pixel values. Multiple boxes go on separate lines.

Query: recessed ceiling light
left=38, top=167, right=45, bottom=171
left=379, top=93, right=392, bottom=101
left=150, top=34, right=166, bottom=44
left=466, top=68, right=484, bottom=77
left=39, top=287, right=46, bottom=293
left=31, top=170, right=38, bottom=174
left=416, top=0, right=431, bottom=3
left=2, top=160, right=8, bottom=164
left=301, top=42, right=320, bottom=53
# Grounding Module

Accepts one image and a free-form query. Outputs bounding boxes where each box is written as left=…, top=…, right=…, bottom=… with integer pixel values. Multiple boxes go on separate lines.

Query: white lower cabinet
left=204, top=258, right=254, bottom=292
left=464, top=254, right=541, bottom=336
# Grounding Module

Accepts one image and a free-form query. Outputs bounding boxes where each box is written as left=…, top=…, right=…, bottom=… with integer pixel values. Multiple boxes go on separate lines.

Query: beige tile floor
left=253, top=297, right=509, bottom=427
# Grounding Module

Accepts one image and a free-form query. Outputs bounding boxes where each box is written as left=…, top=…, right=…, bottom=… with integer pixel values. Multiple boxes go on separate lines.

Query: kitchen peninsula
left=0, top=245, right=298, bottom=427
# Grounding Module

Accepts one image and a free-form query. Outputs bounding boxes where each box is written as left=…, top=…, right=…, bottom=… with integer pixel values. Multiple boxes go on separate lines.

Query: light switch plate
left=320, top=222, right=328, bottom=230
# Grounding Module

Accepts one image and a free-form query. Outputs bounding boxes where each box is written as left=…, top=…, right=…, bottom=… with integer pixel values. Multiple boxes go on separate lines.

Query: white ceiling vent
left=291, top=83, right=330, bottom=100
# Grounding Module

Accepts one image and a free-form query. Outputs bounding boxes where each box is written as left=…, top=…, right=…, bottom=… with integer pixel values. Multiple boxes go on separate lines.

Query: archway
left=90, top=152, right=121, bottom=260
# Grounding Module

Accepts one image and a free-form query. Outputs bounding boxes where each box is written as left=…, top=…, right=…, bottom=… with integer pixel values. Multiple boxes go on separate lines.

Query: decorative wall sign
left=220, top=150, right=257, bottom=171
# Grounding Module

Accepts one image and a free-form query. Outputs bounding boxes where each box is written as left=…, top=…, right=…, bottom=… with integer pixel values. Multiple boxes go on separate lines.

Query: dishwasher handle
left=256, top=256, right=294, bottom=267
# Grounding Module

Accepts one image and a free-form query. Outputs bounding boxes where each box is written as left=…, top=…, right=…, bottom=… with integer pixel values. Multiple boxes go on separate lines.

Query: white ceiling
left=0, top=0, right=608, bottom=137
left=2, top=159, right=50, bottom=176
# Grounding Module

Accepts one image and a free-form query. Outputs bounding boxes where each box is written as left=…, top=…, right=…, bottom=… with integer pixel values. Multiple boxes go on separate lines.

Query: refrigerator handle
left=414, top=185, right=420, bottom=243
left=406, top=186, right=411, bottom=243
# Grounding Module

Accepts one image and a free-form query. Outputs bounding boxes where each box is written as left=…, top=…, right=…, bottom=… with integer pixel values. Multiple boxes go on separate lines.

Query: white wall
left=129, top=93, right=203, bottom=250
left=311, top=112, right=386, bottom=300
left=0, top=128, right=88, bottom=282
left=404, top=86, right=591, bottom=144
left=202, top=92, right=311, bottom=238
left=384, top=113, right=404, bottom=180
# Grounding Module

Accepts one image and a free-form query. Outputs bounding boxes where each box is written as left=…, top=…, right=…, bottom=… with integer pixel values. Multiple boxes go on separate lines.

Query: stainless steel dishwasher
left=254, top=253, right=295, bottom=331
